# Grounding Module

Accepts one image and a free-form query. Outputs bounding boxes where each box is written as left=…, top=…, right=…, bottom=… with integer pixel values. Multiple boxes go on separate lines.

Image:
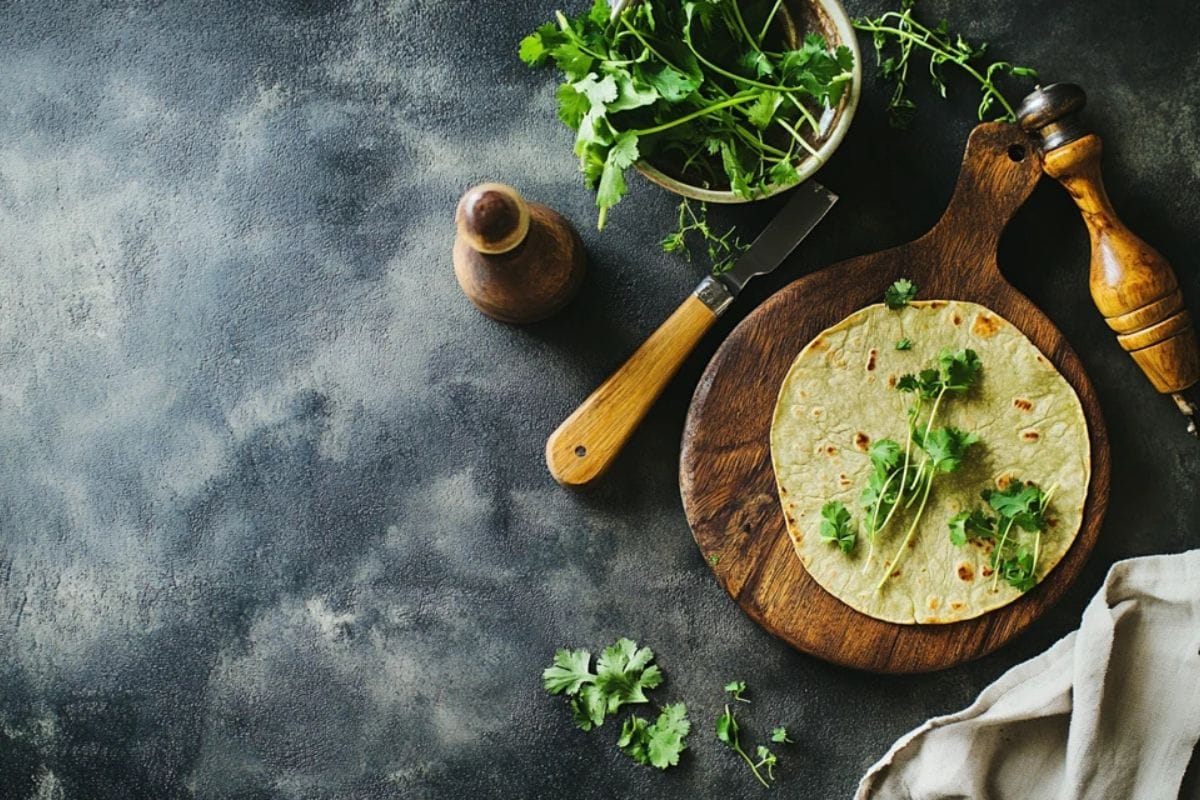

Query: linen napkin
left=856, top=549, right=1200, bottom=800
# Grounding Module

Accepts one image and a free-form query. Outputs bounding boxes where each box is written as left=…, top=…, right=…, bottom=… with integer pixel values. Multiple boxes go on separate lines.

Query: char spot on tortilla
left=928, top=300, right=947, bottom=309
left=981, top=565, right=994, bottom=577
left=952, top=313, right=962, bottom=326
left=927, top=596, right=940, bottom=610
left=996, top=473, right=1014, bottom=490
left=854, top=432, right=870, bottom=450
left=1022, top=429, right=1040, bottom=441
left=825, top=445, right=838, bottom=456
left=972, top=312, right=1001, bottom=338
left=887, top=374, right=898, bottom=387
left=811, top=407, right=824, bottom=419
left=1013, top=397, right=1033, bottom=411
left=838, top=473, right=851, bottom=487
left=957, top=563, right=974, bottom=581
left=866, top=349, right=877, bottom=371
left=811, top=337, right=827, bottom=351
left=892, top=570, right=901, bottom=578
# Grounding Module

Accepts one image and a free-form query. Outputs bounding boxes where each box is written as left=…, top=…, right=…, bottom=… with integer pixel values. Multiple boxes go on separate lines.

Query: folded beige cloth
left=857, top=550, right=1200, bottom=800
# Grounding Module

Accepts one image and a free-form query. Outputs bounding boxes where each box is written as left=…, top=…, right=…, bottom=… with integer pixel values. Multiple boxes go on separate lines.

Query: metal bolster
left=694, top=276, right=734, bottom=316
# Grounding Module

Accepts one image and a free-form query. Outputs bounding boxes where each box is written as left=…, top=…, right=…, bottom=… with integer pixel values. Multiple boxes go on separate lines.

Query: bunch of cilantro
left=520, top=0, right=854, bottom=228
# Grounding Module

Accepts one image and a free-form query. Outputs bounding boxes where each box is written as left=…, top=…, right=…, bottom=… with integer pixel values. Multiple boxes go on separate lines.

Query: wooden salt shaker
left=453, top=183, right=586, bottom=324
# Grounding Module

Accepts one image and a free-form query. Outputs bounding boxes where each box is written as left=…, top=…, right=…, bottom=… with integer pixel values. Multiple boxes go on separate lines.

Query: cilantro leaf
left=868, top=438, right=902, bottom=475
left=570, top=683, right=608, bottom=731
left=983, top=480, right=1049, bottom=532
left=938, top=348, right=982, bottom=393
left=819, top=500, right=856, bottom=554
left=724, top=680, right=749, bottom=703
left=922, top=427, right=980, bottom=474
left=618, top=703, right=691, bottom=769
left=895, top=337, right=913, bottom=350
left=948, top=508, right=994, bottom=546
left=596, top=132, right=640, bottom=229
left=884, top=278, right=918, bottom=308
left=746, top=90, right=783, bottom=129
left=542, top=647, right=595, bottom=695
left=771, top=726, right=793, bottom=743
left=715, top=705, right=739, bottom=746
left=594, top=637, right=662, bottom=712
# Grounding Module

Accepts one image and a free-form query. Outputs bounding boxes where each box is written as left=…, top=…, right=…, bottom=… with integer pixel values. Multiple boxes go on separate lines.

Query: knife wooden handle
left=546, top=293, right=718, bottom=486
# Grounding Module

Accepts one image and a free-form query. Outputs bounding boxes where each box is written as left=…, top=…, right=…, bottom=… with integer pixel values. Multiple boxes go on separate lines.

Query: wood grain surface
left=548, top=294, right=718, bottom=486
left=679, top=123, right=1112, bottom=673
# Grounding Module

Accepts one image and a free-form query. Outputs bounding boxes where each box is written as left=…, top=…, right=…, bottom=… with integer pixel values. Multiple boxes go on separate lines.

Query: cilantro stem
left=756, top=0, right=785, bottom=45
left=907, top=386, right=946, bottom=496
left=774, top=118, right=822, bottom=159
left=729, top=1, right=762, bottom=55
left=631, top=93, right=760, bottom=136
left=876, top=468, right=933, bottom=592
left=851, top=20, right=1018, bottom=121
left=862, top=468, right=902, bottom=573
left=734, top=742, right=771, bottom=788
left=991, top=517, right=1015, bottom=591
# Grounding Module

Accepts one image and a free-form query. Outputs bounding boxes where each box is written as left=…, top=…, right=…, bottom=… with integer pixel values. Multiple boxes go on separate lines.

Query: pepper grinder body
left=1042, top=135, right=1200, bottom=395
left=453, top=183, right=586, bottom=324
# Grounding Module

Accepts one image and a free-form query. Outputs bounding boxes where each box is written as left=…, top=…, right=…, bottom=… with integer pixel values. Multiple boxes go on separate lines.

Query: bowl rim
left=633, top=0, right=862, bottom=204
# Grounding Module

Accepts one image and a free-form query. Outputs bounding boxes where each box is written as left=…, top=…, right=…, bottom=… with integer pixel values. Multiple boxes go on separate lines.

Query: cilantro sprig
left=716, top=681, right=790, bottom=787
left=948, top=479, right=1056, bottom=592
left=819, top=500, right=857, bottom=554
left=521, top=0, right=855, bottom=228
left=872, top=348, right=982, bottom=590
left=884, top=278, right=918, bottom=309
left=661, top=199, right=750, bottom=275
left=852, top=0, right=1038, bottom=129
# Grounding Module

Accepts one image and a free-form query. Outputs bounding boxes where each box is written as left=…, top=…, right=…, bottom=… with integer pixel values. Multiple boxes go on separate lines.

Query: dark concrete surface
left=0, top=1, right=1197, bottom=797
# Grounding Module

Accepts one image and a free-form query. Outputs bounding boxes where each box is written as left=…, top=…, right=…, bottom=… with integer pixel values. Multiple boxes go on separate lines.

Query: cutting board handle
left=918, top=123, right=1044, bottom=274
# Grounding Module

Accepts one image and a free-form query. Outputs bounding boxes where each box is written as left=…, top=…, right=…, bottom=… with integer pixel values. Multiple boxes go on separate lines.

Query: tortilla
left=769, top=300, right=1090, bottom=624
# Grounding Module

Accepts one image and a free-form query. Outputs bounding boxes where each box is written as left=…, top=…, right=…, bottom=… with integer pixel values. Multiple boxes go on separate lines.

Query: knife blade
left=545, top=182, right=838, bottom=487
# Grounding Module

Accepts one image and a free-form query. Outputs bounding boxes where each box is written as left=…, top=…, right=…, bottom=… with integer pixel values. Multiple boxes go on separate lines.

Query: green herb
left=709, top=552, right=720, bottom=566
left=716, top=704, right=774, bottom=787
left=662, top=199, right=749, bottom=275
left=858, top=438, right=904, bottom=569
left=544, top=639, right=691, bottom=770
left=948, top=480, right=1056, bottom=592
left=874, top=348, right=982, bottom=590
left=771, top=726, right=793, bottom=743
left=895, top=337, right=913, bottom=350
left=542, top=638, right=663, bottom=730
left=947, top=507, right=993, bottom=546
left=618, top=703, right=692, bottom=769
left=852, top=0, right=1038, bottom=128
left=521, top=0, right=855, bottom=228
left=819, top=500, right=857, bottom=554
left=884, top=278, right=918, bottom=308
left=724, top=679, right=750, bottom=703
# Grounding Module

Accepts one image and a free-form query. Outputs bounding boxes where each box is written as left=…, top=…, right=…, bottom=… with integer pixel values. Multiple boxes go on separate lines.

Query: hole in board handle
left=1007, top=144, right=1026, bottom=162
left=574, top=445, right=587, bottom=458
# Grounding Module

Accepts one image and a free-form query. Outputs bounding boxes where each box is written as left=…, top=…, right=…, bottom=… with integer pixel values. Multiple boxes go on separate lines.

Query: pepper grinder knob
left=452, top=183, right=586, bottom=324
left=1018, top=84, right=1200, bottom=436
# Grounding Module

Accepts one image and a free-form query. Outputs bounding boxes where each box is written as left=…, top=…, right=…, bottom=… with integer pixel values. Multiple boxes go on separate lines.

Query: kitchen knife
left=545, top=181, right=838, bottom=486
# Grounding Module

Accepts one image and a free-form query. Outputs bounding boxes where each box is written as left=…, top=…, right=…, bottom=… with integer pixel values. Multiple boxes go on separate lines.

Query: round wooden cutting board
left=679, top=123, right=1111, bottom=674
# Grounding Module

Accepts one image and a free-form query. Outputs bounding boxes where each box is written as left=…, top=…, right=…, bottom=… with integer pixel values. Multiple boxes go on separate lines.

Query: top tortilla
left=769, top=300, right=1091, bottom=624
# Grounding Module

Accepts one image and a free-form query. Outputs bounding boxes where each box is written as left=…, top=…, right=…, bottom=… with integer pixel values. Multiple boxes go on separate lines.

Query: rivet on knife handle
left=1019, top=83, right=1200, bottom=436
left=545, top=279, right=729, bottom=486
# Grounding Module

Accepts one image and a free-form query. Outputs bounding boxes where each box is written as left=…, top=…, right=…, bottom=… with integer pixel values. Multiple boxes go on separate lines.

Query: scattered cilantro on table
left=716, top=680, right=790, bottom=787
left=543, top=638, right=691, bottom=769
left=852, top=0, right=1038, bottom=128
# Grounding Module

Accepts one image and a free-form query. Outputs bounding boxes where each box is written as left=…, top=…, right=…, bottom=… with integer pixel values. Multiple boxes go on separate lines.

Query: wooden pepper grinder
left=1018, top=83, right=1200, bottom=435
left=453, top=182, right=586, bottom=324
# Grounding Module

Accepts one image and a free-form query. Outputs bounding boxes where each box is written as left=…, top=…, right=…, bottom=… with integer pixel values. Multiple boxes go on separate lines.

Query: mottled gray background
left=0, top=0, right=1197, bottom=797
